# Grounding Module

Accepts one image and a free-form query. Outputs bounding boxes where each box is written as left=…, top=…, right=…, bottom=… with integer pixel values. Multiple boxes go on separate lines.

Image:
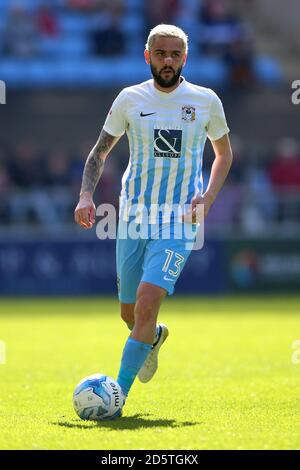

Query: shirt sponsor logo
left=154, top=129, right=182, bottom=158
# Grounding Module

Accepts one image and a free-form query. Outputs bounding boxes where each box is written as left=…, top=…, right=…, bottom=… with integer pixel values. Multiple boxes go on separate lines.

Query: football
left=73, top=373, right=124, bottom=421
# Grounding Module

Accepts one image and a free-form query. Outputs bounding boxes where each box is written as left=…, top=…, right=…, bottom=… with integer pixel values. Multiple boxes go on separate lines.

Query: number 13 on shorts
left=162, top=249, right=185, bottom=278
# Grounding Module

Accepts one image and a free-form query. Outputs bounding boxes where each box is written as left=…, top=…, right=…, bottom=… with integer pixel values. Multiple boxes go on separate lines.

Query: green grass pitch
left=0, top=295, right=300, bottom=450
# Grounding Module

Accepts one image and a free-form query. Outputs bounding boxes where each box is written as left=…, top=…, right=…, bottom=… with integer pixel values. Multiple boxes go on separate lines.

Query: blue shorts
left=116, top=220, right=197, bottom=303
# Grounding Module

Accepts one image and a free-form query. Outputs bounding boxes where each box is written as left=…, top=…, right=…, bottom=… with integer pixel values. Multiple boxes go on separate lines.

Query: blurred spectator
left=199, top=0, right=244, bottom=54
left=67, top=0, right=104, bottom=11
left=4, top=4, right=39, bottom=57
left=198, top=0, right=254, bottom=87
left=174, top=0, right=202, bottom=51
left=205, top=182, right=243, bottom=229
left=205, top=132, right=244, bottom=229
left=269, top=137, right=300, bottom=189
left=268, top=137, right=300, bottom=224
left=7, top=141, right=57, bottom=227
left=224, top=33, right=254, bottom=87
left=0, top=150, right=14, bottom=224
left=241, top=162, right=277, bottom=234
left=36, top=5, right=59, bottom=37
left=45, top=149, right=71, bottom=187
left=8, top=141, right=46, bottom=189
left=45, top=149, right=74, bottom=224
left=90, top=1, right=126, bottom=56
left=226, top=133, right=245, bottom=182
left=144, top=0, right=180, bottom=31
left=0, top=162, right=12, bottom=194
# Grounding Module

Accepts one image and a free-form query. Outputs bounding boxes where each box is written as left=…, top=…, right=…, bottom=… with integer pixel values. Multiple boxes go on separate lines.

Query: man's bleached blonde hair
left=145, top=24, right=188, bottom=54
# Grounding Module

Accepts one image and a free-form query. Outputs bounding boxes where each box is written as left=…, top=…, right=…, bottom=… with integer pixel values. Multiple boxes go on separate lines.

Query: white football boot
left=138, top=324, right=169, bottom=383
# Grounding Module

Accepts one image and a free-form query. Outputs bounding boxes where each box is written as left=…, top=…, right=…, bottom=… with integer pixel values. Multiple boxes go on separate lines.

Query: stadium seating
left=0, top=0, right=283, bottom=87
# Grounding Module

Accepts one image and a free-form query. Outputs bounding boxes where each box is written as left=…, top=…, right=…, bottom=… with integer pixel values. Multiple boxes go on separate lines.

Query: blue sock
left=117, top=337, right=152, bottom=396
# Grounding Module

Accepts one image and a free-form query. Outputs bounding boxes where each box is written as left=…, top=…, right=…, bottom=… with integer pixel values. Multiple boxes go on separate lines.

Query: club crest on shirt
left=182, top=105, right=195, bottom=122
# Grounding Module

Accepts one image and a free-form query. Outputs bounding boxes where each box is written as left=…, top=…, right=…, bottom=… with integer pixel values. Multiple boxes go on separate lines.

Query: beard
left=150, top=63, right=183, bottom=89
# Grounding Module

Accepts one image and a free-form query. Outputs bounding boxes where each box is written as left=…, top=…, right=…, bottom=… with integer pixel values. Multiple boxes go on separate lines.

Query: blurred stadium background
left=0, top=0, right=299, bottom=297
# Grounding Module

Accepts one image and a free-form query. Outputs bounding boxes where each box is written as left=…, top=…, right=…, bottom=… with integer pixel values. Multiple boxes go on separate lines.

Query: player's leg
left=120, top=303, right=135, bottom=331
left=116, top=220, right=149, bottom=399
left=120, top=302, right=163, bottom=342
left=117, top=282, right=166, bottom=397
left=120, top=300, right=166, bottom=377
left=137, top=223, right=197, bottom=383
left=115, top=222, right=197, bottom=398
left=131, top=281, right=166, bottom=343
left=116, top=219, right=145, bottom=313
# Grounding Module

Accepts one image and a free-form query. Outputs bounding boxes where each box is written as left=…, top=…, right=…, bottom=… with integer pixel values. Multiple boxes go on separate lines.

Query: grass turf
left=0, top=295, right=300, bottom=450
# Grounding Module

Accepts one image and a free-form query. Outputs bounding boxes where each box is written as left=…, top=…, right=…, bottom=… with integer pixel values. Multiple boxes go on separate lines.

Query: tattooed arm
left=74, top=130, right=120, bottom=229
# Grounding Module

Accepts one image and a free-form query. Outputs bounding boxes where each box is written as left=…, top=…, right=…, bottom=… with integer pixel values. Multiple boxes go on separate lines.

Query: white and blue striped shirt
left=103, top=78, right=229, bottom=221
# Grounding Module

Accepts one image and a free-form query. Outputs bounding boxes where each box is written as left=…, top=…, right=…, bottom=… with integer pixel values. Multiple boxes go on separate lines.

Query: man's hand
left=74, top=193, right=96, bottom=229
left=183, top=134, right=232, bottom=223
left=183, top=192, right=214, bottom=223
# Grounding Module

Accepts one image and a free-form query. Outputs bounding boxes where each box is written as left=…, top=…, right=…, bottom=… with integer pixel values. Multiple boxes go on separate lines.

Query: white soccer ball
left=73, top=373, right=124, bottom=421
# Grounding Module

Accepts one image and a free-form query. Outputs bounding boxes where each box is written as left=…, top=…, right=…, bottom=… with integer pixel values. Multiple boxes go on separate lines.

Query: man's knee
left=120, top=303, right=135, bottom=325
left=135, top=294, right=155, bottom=320
left=135, top=282, right=166, bottom=323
